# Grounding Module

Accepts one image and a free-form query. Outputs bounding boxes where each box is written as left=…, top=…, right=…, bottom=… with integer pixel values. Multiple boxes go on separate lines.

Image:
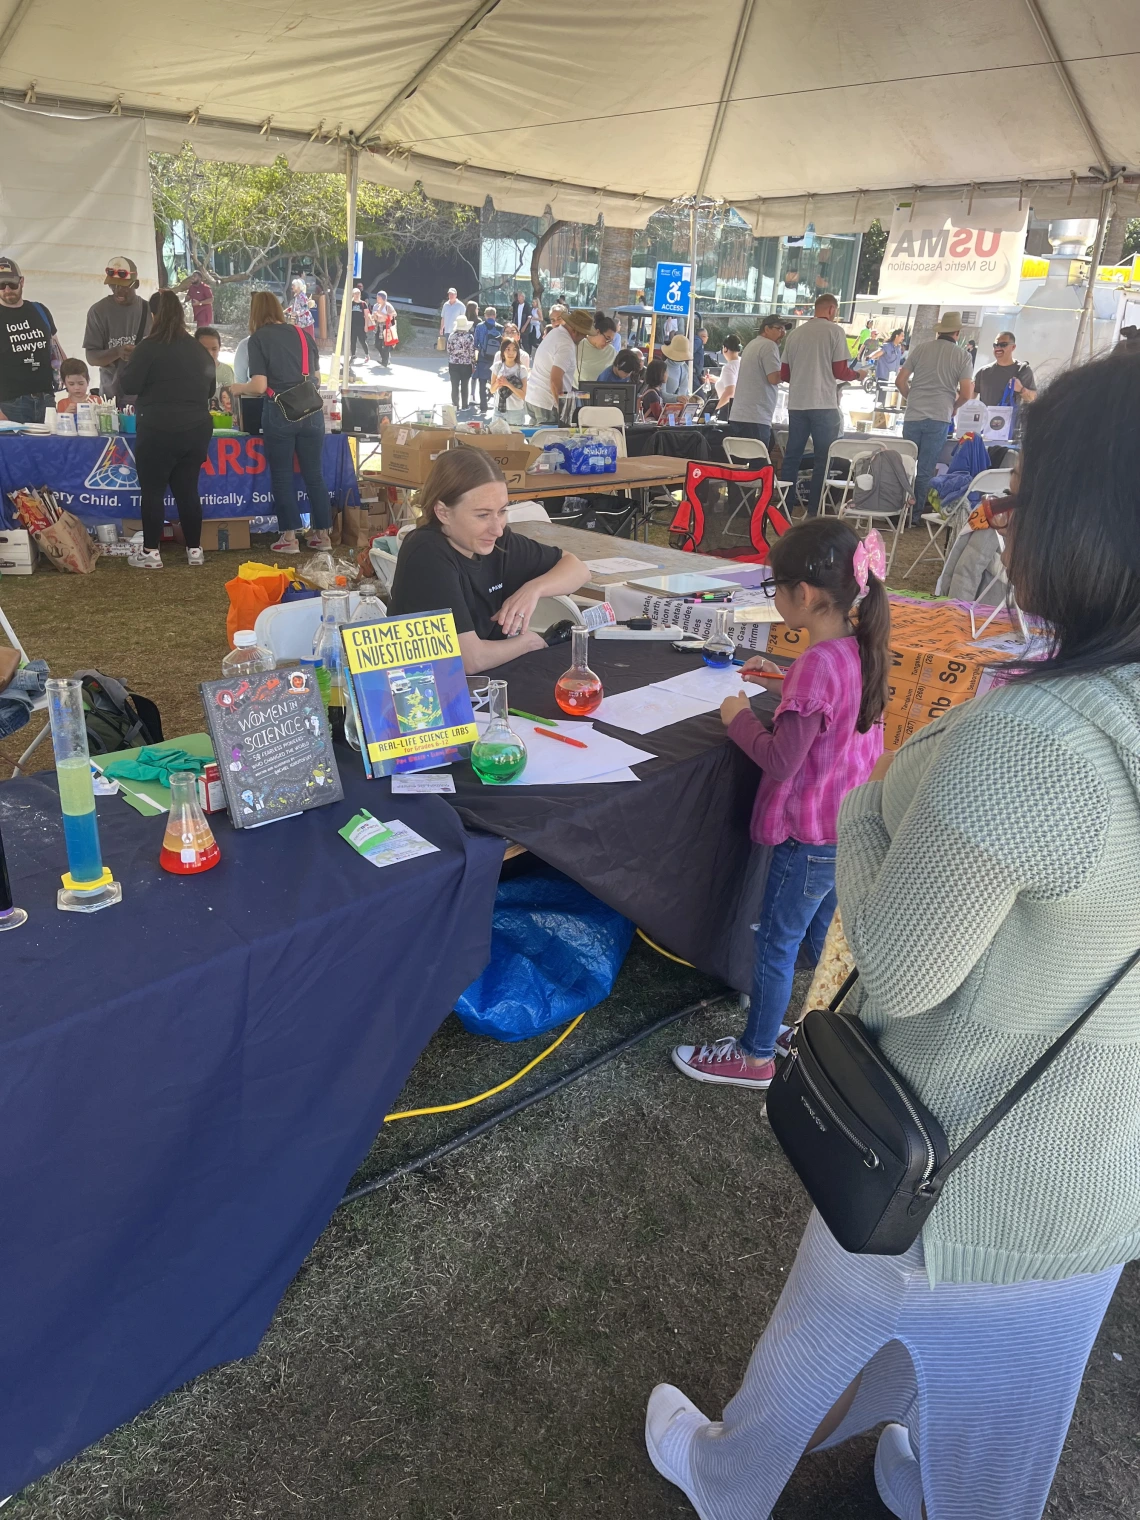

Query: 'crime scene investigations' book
left=341, top=609, right=478, bottom=777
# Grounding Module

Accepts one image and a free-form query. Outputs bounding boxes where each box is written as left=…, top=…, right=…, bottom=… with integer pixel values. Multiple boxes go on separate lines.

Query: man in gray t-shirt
left=729, top=317, right=787, bottom=444
left=898, top=312, right=974, bottom=521
left=83, top=256, right=151, bottom=398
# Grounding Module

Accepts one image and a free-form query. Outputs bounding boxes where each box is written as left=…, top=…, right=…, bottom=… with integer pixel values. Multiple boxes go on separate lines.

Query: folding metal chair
left=906, top=466, right=1012, bottom=576
left=839, top=453, right=917, bottom=575
left=820, top=440, right=881, bottom=514
left=722, top=436, right=791, bottom=515
left=0, top=600, right=51, bottom=777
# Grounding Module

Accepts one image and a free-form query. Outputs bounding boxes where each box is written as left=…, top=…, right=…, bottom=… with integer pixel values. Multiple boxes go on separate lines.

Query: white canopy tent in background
left=1, top=0, right=1137, bottom=375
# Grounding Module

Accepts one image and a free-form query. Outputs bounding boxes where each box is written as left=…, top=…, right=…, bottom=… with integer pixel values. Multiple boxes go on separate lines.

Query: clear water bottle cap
left=233, top=630, right=257, bottom=647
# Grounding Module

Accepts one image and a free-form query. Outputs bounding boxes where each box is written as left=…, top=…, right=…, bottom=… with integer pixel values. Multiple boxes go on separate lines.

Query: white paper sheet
left=653, top=665, right=764, bottom=703
left=584, top=556, right=660, bottom=577
left=390, top=773, right=457, bottom=794
left=472, top=713, right=653, bottom=784
left=593, top=685, right=712, bottom=735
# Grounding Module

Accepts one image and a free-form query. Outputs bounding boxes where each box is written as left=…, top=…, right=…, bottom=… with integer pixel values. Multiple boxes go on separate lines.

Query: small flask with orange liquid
left=160, top=770, right=221, bottom=875
left=554, top=627, right=603, bottom=716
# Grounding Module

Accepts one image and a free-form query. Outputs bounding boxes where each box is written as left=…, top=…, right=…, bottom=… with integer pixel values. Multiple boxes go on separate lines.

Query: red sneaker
left=671, top=1038, right=776, bottom=1089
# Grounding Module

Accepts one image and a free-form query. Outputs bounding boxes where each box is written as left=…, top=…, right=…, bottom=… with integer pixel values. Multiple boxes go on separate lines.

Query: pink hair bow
left=853, top=529, right=886, bottom=599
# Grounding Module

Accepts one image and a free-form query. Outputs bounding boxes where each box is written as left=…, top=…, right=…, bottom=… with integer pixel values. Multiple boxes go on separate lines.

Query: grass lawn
left=4, top=530, right=1138, bottom=1519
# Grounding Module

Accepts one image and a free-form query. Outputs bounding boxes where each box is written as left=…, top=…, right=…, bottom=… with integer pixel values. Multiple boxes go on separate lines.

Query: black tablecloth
left=0, top=770, right=502, bottom=1495
left=442, top=641, right=778, bottom=989
left=626, top=422, right=728, bottom=463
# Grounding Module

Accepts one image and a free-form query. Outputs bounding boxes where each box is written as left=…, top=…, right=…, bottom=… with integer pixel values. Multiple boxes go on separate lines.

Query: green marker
left=509, top=707, right=555, bottom=725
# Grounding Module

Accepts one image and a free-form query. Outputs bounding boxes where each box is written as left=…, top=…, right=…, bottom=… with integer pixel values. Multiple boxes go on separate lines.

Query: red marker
left=534, top=726, right=588, bottom=749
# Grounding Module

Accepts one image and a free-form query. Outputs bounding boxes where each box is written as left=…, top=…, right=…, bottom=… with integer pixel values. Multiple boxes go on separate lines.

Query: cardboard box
left=200, top=518, right=251, bottom=551
left=450, top=433, right=543, bottom=490
left=0, top=528, right=38, bottom=575
left=122, top=517, right=178, bottom=544
left=377, top=421, right=455, bottom=486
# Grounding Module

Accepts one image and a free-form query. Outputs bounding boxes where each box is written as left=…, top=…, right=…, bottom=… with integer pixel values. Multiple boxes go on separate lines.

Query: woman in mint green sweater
left=646, top=350, right=1140, bottom=1520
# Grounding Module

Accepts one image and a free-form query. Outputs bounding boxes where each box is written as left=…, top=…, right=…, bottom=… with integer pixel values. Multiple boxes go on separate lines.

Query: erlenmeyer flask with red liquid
left=160, top=770, right=221, bottom=874
left=554, top=626, right=603, bottom=716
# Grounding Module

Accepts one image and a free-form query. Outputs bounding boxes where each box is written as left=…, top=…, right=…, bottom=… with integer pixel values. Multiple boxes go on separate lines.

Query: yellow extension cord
left=382, top=929, right=694, bottom=1123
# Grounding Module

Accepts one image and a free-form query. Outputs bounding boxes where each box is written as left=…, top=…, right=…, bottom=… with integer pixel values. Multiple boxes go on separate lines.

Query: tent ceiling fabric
left=0, top=0, right=1136, bottom=230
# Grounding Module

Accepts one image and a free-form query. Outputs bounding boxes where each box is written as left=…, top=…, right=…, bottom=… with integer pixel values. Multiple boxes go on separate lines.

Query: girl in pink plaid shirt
left=673, top=517, right=889, bottom=1090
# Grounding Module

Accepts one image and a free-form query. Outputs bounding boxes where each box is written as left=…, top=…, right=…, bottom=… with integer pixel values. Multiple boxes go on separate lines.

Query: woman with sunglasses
left=648, top=348, right=1140, bottom=1520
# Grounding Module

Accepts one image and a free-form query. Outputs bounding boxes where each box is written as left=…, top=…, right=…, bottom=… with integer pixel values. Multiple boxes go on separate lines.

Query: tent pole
left=685, top=204, right=697, bottom=394
left=648, top=312, right=657, bottom=368
left=334, top=145, right=361, bottom=393
left=1070, top=181, right=1113, bottom=368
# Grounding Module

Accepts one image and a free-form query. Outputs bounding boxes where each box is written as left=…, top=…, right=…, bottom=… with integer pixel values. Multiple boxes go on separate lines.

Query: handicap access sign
left=652, top=262, right=691, bottom=316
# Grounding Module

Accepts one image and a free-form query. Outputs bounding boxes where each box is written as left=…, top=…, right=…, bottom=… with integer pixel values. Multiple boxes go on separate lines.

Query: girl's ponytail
left=853, top=572, right=890, bottom=732
left=766, top=516, right=892, bottom=733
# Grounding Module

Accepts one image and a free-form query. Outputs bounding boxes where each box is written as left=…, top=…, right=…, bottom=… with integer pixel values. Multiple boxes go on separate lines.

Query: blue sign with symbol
left=652, top=262, right=691, bottom=316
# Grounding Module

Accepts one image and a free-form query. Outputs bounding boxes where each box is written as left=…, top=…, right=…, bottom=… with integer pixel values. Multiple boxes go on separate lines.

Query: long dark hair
left=1009, top=349, right=1140, bottom=679
left=416, top=447, right=505, bottom=529
left=150, top=289, right=188, bottom=344
left=767, top=517, right=890, bottom=732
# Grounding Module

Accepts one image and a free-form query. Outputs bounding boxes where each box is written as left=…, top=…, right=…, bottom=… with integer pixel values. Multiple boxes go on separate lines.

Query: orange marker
left=534, top=726, right=588, bottom=749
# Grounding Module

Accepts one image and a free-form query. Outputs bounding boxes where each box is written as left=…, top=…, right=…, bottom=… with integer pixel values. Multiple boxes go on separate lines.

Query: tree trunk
left=910, top=304, right=939, bottom=344
left=1101, top=213, right=1127, bottom=268
left=596, top=223, right=635, bottom=314
left=155, top=227, right=169, bottom=288
left=530, top=220, right=567, bottom=303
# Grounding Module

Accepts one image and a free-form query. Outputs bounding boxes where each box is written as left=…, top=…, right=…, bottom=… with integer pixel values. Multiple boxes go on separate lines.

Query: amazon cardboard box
left=378, top=422, right=456, bottom=486
left=450, top=433, right=543, bottom=490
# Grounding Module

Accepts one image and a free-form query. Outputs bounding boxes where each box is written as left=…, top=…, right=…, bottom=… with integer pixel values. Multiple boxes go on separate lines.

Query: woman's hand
left=720, top=691, right=753, bottom=726
left=869, top=751, right=895, bottom=781
left=494, top=583, right=542, bottom=637
left=740, top=655, right=784, bottom=683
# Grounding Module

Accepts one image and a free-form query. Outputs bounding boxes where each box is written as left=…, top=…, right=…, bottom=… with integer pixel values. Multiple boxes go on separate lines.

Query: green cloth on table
left=99, top=733, right=215, bottom=815
left=103, top=747, right=209, bottom=785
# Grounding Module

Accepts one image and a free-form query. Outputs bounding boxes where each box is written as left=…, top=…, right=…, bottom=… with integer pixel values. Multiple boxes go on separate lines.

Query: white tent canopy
left=0, top=1, right=1137, bottom=230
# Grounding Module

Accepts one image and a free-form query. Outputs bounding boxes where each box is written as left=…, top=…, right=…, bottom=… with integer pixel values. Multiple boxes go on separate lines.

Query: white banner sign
left=878, top=198, right=1028, bottom=306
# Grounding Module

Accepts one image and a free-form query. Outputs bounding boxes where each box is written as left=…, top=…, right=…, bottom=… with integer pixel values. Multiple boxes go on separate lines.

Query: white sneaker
left=186, top=547, right=205, bottom=566
left=874, top=1423, right=925, bottom=1520
left=644, top=1383, right=714, bottom=1519
left=128, top=547, right=162, bottom=570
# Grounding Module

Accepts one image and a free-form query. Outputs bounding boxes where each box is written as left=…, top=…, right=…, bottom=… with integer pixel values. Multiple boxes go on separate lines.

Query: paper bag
left=34, top=512, right=101, bottom=574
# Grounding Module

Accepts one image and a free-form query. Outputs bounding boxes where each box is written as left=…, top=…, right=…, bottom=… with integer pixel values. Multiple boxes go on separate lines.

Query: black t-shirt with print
left=388, top=526, right=562, bottom=640
left=0, top=301, right=55, bottom=402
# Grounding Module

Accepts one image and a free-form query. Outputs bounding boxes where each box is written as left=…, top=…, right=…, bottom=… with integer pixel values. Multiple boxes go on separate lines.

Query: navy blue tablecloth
left=0, top=766, right=502, bottom=1496
left=0, top=432, right=359, bottom=526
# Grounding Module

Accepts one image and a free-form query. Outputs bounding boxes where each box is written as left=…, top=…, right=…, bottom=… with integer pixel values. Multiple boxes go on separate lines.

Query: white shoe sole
left=128, top=558, right=162, bottom=570
left=670, top=1047, right=772, bottom=1088
left=875, top=1423, right=922, bottom=1520
left=645, top=1384, right=713, bottom=1520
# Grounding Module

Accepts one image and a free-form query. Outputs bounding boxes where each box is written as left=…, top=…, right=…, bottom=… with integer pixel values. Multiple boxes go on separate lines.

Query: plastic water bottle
left=222, top=629, right=274, bottom=677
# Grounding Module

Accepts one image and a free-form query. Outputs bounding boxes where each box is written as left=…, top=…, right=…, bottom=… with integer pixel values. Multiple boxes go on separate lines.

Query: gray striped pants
left=687, top=1211, right=1122, bottom=1520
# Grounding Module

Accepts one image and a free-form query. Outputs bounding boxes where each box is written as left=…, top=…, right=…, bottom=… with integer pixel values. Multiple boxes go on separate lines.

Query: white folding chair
left=718, top=436, right=780, bottom=538
left=254, top=594, right=363, bottom=663
left=530, top=594, right=585, bottom=634
left=576, top=405, right=628, bottom=452
left=505, top=500, right=552, bottom=525
left=840, top=454, right=916, bottom=575
left=968, top=534, right=1030, bottom=641
left=871, top=437, right=918, bottom=464
left=906, top=467, right=1012, bottom=577
left=821, top=440, right=882, bottom=514
left=0, top=601, right=51, bottom=777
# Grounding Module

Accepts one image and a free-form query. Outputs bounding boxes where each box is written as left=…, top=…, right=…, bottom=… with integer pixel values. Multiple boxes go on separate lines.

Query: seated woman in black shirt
left=388, top=448, right=589, bottom=673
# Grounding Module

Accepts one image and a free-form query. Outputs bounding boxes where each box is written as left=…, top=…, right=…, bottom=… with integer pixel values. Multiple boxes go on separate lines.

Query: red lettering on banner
left=244, top=438, right=267, bottom=474
left=215, top=438, right=244, bottom=474
left=948, top=227, right=973, bottom=257
left=201, top=448, right=217, bottom=476
left=974, top=229, right=1000, bottom=257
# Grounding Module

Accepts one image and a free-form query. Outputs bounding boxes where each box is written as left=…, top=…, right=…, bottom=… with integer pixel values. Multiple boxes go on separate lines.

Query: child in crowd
left=55, top=357, right=98, bottom=413
left=673, top=518, right=889, bottom=1089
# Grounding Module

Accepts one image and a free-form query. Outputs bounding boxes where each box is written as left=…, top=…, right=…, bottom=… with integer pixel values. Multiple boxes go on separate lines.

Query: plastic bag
left=225, top=569, right=290, bottom=646
left=455, top=866, right=633, bottom=1042
left=298, top=549, right=361, bottom=589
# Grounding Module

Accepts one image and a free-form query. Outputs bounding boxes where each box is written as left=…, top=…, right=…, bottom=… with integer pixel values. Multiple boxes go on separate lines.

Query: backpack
left=848, top=448, right=912, bottom=518
left=74, top=671, right=164, bottom=755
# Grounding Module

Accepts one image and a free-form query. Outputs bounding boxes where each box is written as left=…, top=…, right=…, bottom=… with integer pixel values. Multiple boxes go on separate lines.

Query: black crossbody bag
left=272, top=327, right=323, bottom=421
left=766, top=947, right=1140, bottom=1256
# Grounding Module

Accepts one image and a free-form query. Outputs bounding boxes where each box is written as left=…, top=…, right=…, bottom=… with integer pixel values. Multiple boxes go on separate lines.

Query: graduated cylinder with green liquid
left=46, top=678, right=123, bottom=913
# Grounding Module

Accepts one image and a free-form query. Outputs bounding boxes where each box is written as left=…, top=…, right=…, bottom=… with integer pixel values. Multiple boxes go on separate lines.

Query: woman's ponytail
left=853, top=572, right=890, bottom=732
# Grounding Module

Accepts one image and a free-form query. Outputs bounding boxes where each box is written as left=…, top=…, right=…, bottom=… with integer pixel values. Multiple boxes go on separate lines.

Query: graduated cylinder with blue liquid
left=46, top=677, right=122, bottom=913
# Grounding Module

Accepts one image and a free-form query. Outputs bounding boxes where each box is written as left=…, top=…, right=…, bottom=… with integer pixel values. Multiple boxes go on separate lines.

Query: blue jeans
left=903, top=415, right=952, bottom=522
left=781, top=408, right=842, bottom=515
left=260, top=404, right=332, bottom=532
left=742, top=838, right=837, bottom=1059
left=2, top=393, right=50, bottom=424
left=725, top=419, right=772, bottom=448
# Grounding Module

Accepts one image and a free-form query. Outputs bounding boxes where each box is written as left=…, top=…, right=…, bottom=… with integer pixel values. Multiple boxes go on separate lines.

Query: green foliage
left=1122, top=218, right=1140, bottom=261
left=856, top=219, right=887, bottom=295
left=150, top=147, right=476, bottom=288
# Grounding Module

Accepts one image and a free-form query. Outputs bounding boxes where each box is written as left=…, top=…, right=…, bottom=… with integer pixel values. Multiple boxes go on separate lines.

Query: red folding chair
left=669, top=460, right=790, bottom=563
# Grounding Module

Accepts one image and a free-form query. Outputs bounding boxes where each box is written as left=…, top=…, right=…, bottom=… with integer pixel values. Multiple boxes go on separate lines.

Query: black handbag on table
left=272, top=327, right=323, bottom=421
left=766, top=948, right=1140, bottom=1256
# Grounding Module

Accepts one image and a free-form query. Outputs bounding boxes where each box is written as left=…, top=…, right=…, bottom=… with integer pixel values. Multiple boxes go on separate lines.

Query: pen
left=534, top=726, right=588, bottom=749
left=509, top=707, right=554, bottom=725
